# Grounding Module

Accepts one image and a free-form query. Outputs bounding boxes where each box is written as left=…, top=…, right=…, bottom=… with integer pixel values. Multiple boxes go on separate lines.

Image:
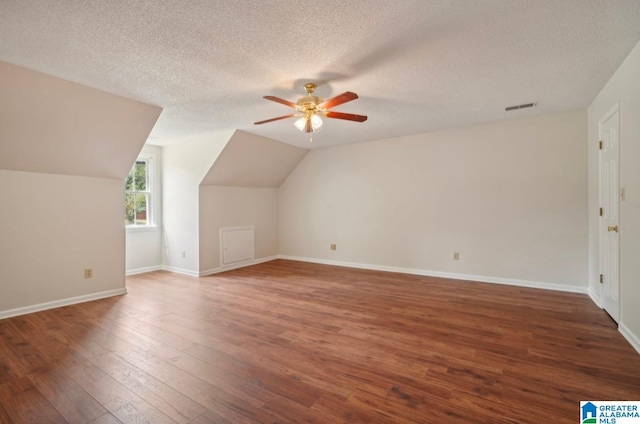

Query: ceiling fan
left=254, top=83, right=367, bottom=133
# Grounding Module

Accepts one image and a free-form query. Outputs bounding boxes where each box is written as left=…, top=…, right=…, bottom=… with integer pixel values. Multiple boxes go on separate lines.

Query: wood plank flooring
left=1, top=259, right=639, bottom=423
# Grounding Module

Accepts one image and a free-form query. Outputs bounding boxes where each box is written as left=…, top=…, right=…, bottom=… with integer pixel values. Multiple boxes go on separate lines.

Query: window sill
left=126, top=225, right=159, bottom=233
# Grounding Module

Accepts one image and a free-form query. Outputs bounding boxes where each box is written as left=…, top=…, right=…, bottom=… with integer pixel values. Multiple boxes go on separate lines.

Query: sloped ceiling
left=0, top=61, right=162, bottom=179
left=0, top=1, right=639, bottom=149
left=201, top=131, right=308, bottom=187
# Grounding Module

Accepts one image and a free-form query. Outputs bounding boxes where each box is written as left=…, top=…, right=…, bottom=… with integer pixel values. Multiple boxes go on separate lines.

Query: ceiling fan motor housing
left=296, top=95, right=325, bottom=116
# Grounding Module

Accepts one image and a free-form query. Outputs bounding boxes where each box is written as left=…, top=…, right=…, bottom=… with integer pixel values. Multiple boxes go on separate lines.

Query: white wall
left=199, top=186, right=278, bottom=273
left=161, top=132, right=231, bottom=276
left=126, top=145, right=163, bottom=275
left=279, top=110, right=588, bottom=290
left=588, top=40, right=640, bottom=349
left=0, top=170, right=126, bottom=316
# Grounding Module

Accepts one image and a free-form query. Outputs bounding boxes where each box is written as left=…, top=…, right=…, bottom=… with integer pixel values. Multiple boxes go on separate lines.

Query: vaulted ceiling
left=1, top=1, right=639, bottom=149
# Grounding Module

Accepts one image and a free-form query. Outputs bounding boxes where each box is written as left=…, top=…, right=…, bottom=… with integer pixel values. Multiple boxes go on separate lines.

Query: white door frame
left=598, top=102, right=620, bottom=322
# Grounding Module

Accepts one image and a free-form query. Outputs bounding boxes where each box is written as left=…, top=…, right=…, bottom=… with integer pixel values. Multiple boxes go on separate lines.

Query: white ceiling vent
left=505, top=102, right=537, bottom=111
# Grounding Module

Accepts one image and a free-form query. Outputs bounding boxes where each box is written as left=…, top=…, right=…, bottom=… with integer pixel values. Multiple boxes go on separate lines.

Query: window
left=125, top=156, right=153, bottom=226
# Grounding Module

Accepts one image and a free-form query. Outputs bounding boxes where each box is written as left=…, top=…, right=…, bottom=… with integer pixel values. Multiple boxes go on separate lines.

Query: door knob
left=608, top=225, right=618, bottom=232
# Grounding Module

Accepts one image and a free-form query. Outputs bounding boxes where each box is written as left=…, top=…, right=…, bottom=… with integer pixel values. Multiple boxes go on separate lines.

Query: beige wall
left=588, top=40, right=640, bottom=349
left=201, top=130, right=308, bottom=187
left=0, top=170, right=126, bottom=315
left=197, top=131, right=306, bottom=275
left=279, top=110, right=588, bottom=290
left=199, top=186, right=278, bottom=273
left=161, top=132, right=230, bottom=275
left=0, top=62, right=160, bottom=318
left=0, top=61, right=161, bottom=179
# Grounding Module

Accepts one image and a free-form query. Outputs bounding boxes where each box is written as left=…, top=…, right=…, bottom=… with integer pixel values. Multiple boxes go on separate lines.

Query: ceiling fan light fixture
left=311, top=114, right=323, bottom=131
left=294, top=113, right=323, bottom=133
left=294, top=117, right=307, bottom=131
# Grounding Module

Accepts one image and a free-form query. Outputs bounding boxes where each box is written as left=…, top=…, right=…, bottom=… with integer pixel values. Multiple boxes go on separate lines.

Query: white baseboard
left=0, top=288, right=128, bottom=321
left=160, top=256, right=279, bottom=278
left=588, top=289, right=602, bottom=308
left=160, top=265, right=200, bottom=277
left=200, top=256, right=279, bottom=277
left=619, top=322, right=640, bottom=356
left=278, top=255, right=587, bottom=294
left=126, top=265, right=162, bottom=276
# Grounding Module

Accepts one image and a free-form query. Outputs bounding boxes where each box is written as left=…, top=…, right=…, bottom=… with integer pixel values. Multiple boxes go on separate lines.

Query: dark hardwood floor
left=0, top=259, right=639, bottom=423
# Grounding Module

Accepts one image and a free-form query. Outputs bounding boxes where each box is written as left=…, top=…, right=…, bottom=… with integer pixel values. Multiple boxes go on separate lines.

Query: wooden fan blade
left=325, top=111, right=368, bottom=122
left=254, top=114, right=296, bottom=125
left=318, top=92, right=358, bottom=109
left=263, top=96, right=298, bottom=108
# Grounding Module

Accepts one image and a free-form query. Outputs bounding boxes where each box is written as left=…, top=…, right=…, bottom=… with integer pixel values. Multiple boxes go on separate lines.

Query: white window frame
left=125, top=154, right=156, bottom=230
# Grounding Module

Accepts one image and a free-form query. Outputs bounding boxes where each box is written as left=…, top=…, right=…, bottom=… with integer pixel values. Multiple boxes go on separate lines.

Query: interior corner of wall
left=619, top=322, right=640, bottom=356
left=587, top=288, right=602, bottom=308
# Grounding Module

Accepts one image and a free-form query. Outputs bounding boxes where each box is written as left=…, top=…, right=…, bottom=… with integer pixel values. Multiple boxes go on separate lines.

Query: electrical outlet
left=84, top=268, right=93, bottom=278
left=330, top=244, right=336, bottom=251
left=453, top=252, right=460, bottom=261
left=181, top=250, right=186, bottom=258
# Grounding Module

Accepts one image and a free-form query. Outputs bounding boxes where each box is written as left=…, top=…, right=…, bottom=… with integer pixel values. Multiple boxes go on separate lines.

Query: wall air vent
left=505, top=102, right=536, bottom=111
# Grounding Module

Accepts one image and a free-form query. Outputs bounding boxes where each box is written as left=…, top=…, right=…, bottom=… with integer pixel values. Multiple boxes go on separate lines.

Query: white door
left=599, top=105, right=620, bottom=322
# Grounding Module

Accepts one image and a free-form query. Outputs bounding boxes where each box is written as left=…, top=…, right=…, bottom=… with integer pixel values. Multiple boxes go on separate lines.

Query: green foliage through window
left=125, top=159, right=150, bottom=226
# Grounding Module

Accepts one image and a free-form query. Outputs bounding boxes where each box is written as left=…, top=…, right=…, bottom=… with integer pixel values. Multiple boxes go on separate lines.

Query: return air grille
left=505, top=102, right=536, bottom=111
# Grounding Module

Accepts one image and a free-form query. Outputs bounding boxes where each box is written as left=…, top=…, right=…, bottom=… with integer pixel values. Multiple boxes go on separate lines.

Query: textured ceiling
left=1, top=1, right=639, bottom=149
